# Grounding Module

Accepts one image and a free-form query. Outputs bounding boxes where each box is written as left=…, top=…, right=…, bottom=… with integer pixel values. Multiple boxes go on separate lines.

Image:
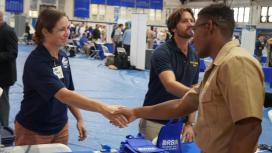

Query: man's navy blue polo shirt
left=16, top=44, right=74, bottom=135
left=143, top=38, right=199, bottom=108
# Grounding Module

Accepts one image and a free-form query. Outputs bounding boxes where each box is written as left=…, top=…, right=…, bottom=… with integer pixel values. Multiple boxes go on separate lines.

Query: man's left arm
left=218, top=56, right=264, bottom=153
left=68, top=106, right=87, bottom=141
left=0, top=28, right=18, bottom=62
left=228, top=118, right=261, bottom=153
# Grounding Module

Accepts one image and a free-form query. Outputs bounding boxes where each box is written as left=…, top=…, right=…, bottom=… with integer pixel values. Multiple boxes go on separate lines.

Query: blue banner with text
left=5, top=0, right=24, bottom=13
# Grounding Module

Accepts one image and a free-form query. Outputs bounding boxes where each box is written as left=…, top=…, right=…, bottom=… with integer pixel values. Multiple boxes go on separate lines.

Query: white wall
left=131, top=13, right=147, bottom=70
left=241, top=28, right=256, bottom=55
left=64, top=0, right=74, bottom=20
left=0, top=0, right=4, bottom=12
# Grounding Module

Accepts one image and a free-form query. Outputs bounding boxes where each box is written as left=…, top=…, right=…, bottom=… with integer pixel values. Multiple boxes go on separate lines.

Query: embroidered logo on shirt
left=62, top=57, right=69, bottom=69
left=190, top=61, right=198, bottom=67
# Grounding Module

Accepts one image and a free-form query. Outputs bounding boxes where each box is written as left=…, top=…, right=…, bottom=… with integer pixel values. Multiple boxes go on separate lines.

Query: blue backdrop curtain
left=74, top=0, right=90, bottom=18
left=135, top=0, right=149, bottom=9
left=106, top=0, right=121, bottom=6
left=150, top=0, right=163, bottom=10
left=91, top=0, right=106, bottom=4
left=120, top=0, right=135, bottom=8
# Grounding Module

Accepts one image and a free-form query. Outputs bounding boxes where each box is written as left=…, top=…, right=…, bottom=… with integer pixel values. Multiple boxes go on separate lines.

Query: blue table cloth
left=66, top=142, right=201, bottom=153
left=263, top=67, right=272, bottom=83
left=199, top=59, right=206, bottom=72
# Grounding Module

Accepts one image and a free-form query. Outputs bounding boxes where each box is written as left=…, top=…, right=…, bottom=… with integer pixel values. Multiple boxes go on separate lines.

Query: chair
left=73, top=40, right=83, bottom=53
left=89, top=42, right=100, bottom=59
left=102, top=45, right=114, bottom=57
left=1, top=143, right=72, bottom=153
left=102, top=45, right=115, bottom=66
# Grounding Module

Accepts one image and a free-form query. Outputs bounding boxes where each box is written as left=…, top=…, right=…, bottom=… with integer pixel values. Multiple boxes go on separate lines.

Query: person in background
left=25, top=22, right=32, bottom=44
left=113, top=24, right=124, bottom=54
left=85, top=26, right=93, bottom=39
left=254, top=34, right=265, bottom=62
left=0, top=10, right=18, bottom=127
left=92, top=24, right=101, bottom=41
left=79, top=23, right=85, bottom=37
left=15, top=8, right=127, bottom=146
left=123, top=22, right=131, bottom=56
left=115, top=4, right=264, bottom=153
left=266, top=38, right=272, bottom=67
left=146, top=26, right=155, bottom=49
left=131, top=7, right=199, bottom=141
left=165, top=30, right=172, bottom=41
left=111, top=24, right=118, bottom=51
left=101, top=25, right=107, bottom=42
left=79, top=32, right=88, bottom=47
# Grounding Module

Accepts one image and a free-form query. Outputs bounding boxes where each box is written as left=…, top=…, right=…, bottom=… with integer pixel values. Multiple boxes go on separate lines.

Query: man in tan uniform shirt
left=115, top=4, right=264, bottom=153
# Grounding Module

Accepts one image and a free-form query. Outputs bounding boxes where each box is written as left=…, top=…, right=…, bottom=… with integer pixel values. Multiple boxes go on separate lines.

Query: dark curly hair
left=166, top=7, right=194, bottom=36
left=33, top=8, right=66, bottom=44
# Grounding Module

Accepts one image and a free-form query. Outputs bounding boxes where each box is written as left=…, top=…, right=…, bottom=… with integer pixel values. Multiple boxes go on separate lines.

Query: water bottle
left=93, top=144, right=117, bottom=153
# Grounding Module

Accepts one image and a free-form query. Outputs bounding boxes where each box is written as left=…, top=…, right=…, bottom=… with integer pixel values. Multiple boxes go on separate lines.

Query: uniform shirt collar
left=37, top=43, right=62, bottom=61
left=167, top=38, right=194, bottom=56
left=213, top=40, right=240, bottom=66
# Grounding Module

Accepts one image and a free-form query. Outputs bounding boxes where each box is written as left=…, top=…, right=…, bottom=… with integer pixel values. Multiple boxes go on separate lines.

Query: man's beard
left=176, top=31, right=192, bottom=39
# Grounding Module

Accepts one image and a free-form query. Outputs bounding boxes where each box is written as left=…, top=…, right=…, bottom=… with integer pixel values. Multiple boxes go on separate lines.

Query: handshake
left=101, top=105, right=136, bottom=128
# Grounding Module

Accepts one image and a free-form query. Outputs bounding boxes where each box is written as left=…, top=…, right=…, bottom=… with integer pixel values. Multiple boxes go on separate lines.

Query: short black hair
left=198, top=3, right=235, bottom=38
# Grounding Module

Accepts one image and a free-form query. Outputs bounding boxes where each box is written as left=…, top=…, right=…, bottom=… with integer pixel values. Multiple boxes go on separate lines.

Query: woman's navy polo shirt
left=144, top=38, right=199, bottom=107
left=16, top=44, right=74, bottom=135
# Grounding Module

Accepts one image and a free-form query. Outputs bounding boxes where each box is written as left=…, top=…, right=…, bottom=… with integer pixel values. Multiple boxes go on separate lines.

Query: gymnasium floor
left=7, top=44, right=272, bottom=151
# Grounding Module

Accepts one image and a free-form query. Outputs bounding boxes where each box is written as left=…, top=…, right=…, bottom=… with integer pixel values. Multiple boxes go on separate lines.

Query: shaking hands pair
left=102, top=105, right=136, bottom=128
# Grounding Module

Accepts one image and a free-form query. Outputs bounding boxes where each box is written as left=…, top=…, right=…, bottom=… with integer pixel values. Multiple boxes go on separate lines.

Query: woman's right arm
left=55, top=88, right=128, bottom=127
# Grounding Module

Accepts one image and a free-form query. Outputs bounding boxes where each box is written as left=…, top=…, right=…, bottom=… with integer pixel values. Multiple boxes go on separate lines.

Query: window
left=155, top=10, right=162, bottom=21
left=91, top=4, right=98, bottom=15
left=238, top=7, right=244, bottom=22
left=149, top=9, right=155, bottom=21
left=233, top=8, right=238, bottom=22
left=269, top=7, right=272, bottom=22
left=261, top=6, right=272, bottom=23
left=165, top=8, right=172, bottom=20
left=232, top=7, right=250, bottom=23
left=192, top=8, right=201, bottom=20
left=99, top=5, right=106, bottom=15
left=98, top=5, right=106, bottom=20
left=120, top=7, right=126, bottom=19
left=244, top=7, right=250, bottom=23
left=136, top=8, right=144, bottom=13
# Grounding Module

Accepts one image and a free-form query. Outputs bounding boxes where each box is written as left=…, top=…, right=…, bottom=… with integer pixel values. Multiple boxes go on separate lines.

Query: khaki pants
left=139, top=119, right=164, bottom=141
left=15, top=122, right=69, bottom=146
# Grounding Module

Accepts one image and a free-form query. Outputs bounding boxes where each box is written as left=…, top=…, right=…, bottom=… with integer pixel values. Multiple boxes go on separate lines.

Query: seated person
left=79, top=32, right=88, bottom=47
left=79, top=33, right=94, bottom=56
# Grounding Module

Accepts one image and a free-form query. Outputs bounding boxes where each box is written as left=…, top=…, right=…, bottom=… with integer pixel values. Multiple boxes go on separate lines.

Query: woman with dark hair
left=15, top=8, right=127, bottom=145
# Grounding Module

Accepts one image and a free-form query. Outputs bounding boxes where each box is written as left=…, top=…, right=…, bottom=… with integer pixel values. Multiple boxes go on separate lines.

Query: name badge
left=53, top=66, right=64, bottom=79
